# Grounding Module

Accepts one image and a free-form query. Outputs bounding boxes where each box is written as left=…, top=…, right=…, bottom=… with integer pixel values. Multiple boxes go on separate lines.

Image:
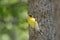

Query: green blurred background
left=0, top=0, right=29, bottom=40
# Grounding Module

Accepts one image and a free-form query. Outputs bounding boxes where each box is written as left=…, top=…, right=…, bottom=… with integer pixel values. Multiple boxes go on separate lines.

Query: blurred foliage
left=0, top=0, right=29, bottom=40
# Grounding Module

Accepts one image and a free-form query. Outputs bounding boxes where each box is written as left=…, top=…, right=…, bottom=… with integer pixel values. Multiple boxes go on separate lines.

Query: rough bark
left=28, top=0, right=55, bottom=40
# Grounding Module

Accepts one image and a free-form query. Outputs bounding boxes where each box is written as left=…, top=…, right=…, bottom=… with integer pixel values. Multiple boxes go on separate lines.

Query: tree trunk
left=54, top=0, right=60, bottom=40
left=28, top=0, right=55, bottom=40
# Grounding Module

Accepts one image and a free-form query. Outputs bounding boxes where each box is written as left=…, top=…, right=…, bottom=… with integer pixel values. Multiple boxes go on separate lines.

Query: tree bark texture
left=28, top=0, right=55, bottom=40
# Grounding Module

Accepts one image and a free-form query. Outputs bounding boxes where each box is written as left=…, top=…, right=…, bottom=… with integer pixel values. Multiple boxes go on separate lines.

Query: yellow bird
left=27, top=15, right=40, bottom=32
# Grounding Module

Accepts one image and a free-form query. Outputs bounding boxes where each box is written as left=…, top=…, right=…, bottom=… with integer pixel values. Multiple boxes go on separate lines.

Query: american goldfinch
left=27, top=15, right=40, bottom=32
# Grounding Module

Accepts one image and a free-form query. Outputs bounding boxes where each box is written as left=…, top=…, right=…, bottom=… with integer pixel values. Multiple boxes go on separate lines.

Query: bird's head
left=29, top=15, right=33, bottom=17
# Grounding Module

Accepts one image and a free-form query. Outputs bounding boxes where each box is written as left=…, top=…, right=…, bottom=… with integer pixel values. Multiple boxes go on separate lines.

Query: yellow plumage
left=27, top=15, right=40, bottom=31
left=27, top=16, right=35, bottom=28
left=27, top=15, right=42, bottom=34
